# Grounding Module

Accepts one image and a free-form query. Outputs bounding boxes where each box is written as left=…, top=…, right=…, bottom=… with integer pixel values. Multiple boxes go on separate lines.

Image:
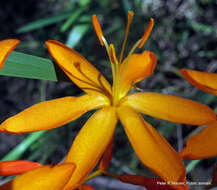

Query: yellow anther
left=92, top=15, right=104, bottom=46
left=138, top=18, right=154, bottom=48
left=109, top=44, right=118, bottom=64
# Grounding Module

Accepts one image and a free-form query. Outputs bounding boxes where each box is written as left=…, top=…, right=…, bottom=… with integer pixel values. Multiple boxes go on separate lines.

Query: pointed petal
left=98, top=139, right=113, bottom=170
left=118, top=174, right=180, bottom=190
left=64, top=106, right=117, bottom=189
left=0, top=94, right=109, bottom=134
left=119, top=51, right=157, bottom=98
left=120, top=92, right=216, bottom=125
left=0, top=163, right=75, bottom=190
left=0, top=39, right=20, bottom=70
left=46, top=40, right=112, bottom=96
left=79, top=185, right=95, bottom=190
left=0, top=161, right=42, bottom=176
left=180, top=121, right=217, bottom=159
left=181, top=69, right=217, bottom=96
left=212, top=163, right=217, bottom=186
left=117, top=106, right=187, bottom=189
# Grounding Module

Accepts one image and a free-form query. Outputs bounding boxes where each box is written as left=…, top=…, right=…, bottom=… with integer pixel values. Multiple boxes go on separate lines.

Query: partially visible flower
left=212, top=163, right=217, bottom=187
left=180, top=69, right=217, bottom=159
left=117, top=174, right=176, bottom=190
left=0, top=12, right=216, bottom=190
left=98, top=140, right=113, bottom=171
left=0, top=160, right=42, bottom=176
left=79, top=185, right=95, bottom=190
left=0, top=162, right=75, bottom=190
left=0, top=39, right=20, bottom=70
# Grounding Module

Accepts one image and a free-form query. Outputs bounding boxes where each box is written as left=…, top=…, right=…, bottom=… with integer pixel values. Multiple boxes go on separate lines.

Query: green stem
left=84, top=170, right=102, bottom=182
left=1, top=131, right=45, bottom=161
left=186, top=160, right=201, bottom=173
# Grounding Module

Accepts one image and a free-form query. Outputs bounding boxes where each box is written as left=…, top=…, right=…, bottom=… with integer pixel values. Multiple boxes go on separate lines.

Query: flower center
left=92, top=12, right=154, bottom=106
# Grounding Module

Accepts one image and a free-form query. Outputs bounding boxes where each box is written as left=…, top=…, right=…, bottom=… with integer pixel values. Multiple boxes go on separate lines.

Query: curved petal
left=0, top=161, right=42, bottom=176
left=79, top=185, right=95, bottom=190
left=0, top=94, right=110, bottom=134
left=181, top=69, right=217, bottom=96
left=98, top=139, right=113, bottom=170
left=180, top=121, right=217, bottom=159
left=119, top=51, right=157, bottom=98
left=118, top=174, right=177, bottom=190
left=0, top=163, right=75, bottom=190
left=46, top=40, right=112, bottom=97
left=117, top=106, right=187, bottom=189
left=64, top=106, right=117, bottom=189
left=0, top=39, right=20, bottom=70
left=120, top=92, right=216, bottom=125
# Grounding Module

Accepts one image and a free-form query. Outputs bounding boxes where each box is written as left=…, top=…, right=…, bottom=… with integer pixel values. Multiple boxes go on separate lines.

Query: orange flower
left=0, top=39, right=20, bottom=70
left=117, top=174, right=176, bottom=190
left=0, top=162, right=75, bottom=190
left=0, top=160, right=42, bottom=176
left=0, top=12, right=216, bottom=190
left=180, top=69, right=217, bottom=159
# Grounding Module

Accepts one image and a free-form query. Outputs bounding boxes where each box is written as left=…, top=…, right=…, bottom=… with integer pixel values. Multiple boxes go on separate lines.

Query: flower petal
left=180, top=121, right=217, bottom=159
left=0, top=94, right=109, bottom=134
left=79, top=185, right=95, bottom=190
left=119, top=51, right=157, bottom=98
left=120, top=92, right=216, bottom=125
left=64, top=106, right=117, bottom=189
left=181, top=69, right=217, bottom=96
left=0, top=160, right=42, bottom=176
left=118, top=174, right=176, bottom=190
left=0, top=39, right=20, bottom=70
left=46, top=40, right=112, bottom=96
left=212, top=163, right=217, bottom=186
left=98, top=139, right=113, bottom=171
left=117, top=106, right=187, bottom=189
left=0, top=163, right=75, bottom=190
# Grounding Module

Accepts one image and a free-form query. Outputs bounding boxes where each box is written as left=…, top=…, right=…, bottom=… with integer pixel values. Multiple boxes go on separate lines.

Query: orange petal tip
left=0, top=39, right=20, bottom=70
left=0, top=160, right=42, bottom=176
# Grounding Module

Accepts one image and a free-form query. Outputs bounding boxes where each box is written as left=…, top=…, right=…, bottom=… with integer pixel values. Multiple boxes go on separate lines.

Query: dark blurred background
left=0, top=0, right=217, bottom=189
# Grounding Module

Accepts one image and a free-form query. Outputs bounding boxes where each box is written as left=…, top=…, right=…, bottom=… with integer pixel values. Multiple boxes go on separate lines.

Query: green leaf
left=1, top=131, right=46, bottom=161
left=16, top=12, right=73, bottom=33
left=78, top=0, right=91, bottom=7
left=60, top=8, right=86, bottom=33
left=0, top=51, right=57, bottom=81
left=190, top=21, right=217, bottom=35
left=186, top=160, right=201, bottom=173
left=66, top=24, right=90, bottom=48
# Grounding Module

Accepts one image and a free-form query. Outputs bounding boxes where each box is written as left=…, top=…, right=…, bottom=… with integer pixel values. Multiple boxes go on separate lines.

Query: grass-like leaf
left=0, top=51, right=57, bottom=81
left=1, top=131, right=46, bottom=161
left=16, top=12, right=73, bottom=33
left=66, top=24, right=90, bottom=48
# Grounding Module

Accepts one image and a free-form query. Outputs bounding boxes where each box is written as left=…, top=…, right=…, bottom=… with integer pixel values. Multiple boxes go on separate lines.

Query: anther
left=92, top=15, right=104, bottom=46
left=138, top=18, right=154, bottom=48
left=120, top=11, right=134, bottom=62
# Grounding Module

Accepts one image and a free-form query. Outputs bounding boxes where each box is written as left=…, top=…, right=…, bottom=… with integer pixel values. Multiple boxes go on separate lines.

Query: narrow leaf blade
left=0, top=51, right=57, bottom=81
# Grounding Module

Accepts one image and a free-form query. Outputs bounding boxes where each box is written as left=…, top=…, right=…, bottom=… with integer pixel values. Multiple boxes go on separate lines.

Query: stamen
left=109, top=44, right=118, bottom=64
left=138, top=18, right=154, bottom=48
left=101, top=37, right=116, bottom=89
left=109, top=44, right=120, bottom=106
left=119, top=11, right=134, bottom=62
left=92, top=15, right=104, bottom=46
